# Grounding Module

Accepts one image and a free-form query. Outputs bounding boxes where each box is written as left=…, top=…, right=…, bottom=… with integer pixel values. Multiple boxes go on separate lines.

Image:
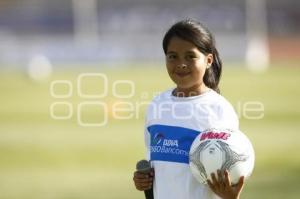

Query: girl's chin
left=175, top=84, right=195, bottom=89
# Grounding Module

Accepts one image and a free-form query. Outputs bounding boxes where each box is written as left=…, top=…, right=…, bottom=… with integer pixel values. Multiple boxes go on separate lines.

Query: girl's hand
left=133, top=169, right=154, bottom=191
left=207, top=170, right=244, bottom=199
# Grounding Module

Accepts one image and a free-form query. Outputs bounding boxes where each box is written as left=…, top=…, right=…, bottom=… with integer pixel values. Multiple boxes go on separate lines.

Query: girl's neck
left=173, top=84, right=210, bottom=97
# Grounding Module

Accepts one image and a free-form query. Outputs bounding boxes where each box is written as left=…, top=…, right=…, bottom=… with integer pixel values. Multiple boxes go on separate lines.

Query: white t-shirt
left=144, top=88, right=239, bottom=199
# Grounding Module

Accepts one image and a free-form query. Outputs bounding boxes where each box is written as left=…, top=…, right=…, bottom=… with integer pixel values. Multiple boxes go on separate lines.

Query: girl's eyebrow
left=167, top=50, right=198, bottom=55
left=166, top=51, right=177, bottom=54
left=186, top=50, right=197, bottom=54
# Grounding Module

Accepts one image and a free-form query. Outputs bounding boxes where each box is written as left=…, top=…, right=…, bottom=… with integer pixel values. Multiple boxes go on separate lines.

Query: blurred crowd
left=0, top=0, right=299, bottom=65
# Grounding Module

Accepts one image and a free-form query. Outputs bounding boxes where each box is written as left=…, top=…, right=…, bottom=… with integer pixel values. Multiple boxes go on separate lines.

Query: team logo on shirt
left=152, top=133, right=179, bottom=147
left=152, top=133, right=165, bottom=145
left=148, top=124, right=200, bottom=164
left=163, top=139, right=179, bottom=147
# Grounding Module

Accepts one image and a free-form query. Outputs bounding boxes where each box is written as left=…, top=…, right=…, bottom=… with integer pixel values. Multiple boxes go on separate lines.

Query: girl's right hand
left=133, top=168, right=154, bottom=191
left=207, top=170, right=244, bottom=199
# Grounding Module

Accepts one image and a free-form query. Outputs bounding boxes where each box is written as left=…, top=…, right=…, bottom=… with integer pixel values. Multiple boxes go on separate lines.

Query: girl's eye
left=167, top=54, right=177, bottom=60
left=186, top=54, right=197, bottom=60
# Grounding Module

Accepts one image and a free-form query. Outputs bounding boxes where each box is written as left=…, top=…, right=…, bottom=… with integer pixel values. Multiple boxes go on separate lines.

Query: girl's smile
left=175, top=71, right=191, bottom=78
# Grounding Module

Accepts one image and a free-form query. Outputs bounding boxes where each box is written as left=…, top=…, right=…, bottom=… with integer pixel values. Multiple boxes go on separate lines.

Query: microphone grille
left=136, top=160, right=151, bottom=172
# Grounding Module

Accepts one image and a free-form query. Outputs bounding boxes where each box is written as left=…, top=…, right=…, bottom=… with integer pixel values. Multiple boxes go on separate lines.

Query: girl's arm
left=207, top=170, right=244, bottom=199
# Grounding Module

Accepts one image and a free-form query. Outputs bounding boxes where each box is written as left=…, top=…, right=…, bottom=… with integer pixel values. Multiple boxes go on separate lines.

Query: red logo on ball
left=200, top=131, right=231, bottom=141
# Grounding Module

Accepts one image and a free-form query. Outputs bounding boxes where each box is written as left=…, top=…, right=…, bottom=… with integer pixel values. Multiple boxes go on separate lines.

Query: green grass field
left=0, top=63, right=299, bottom=199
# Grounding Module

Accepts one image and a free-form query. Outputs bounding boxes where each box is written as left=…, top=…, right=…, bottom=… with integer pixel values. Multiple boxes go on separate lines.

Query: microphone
left=136, top=160, right=154, bottom=199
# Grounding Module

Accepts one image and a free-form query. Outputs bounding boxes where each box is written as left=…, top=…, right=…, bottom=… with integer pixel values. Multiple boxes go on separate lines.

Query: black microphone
left=136, top=160, right=154, bottom=199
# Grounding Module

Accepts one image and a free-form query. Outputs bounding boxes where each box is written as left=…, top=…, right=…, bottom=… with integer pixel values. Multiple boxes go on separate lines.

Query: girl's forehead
left=167, top=37, right=199, bottom=52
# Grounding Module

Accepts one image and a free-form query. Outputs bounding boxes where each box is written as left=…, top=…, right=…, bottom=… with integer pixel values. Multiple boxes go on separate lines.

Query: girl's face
left=165, top=37, right=213, bottom=90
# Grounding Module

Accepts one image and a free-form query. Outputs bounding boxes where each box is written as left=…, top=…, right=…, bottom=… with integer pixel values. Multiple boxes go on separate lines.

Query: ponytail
left=203, top=47, right=222, bottom=93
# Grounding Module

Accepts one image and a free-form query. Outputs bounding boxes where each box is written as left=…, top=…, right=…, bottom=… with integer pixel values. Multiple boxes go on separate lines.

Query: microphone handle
left=144, top=187, right=154, bottom=199
left=143, top=169, right=153, bottom=199
left=136, top=160, right=154, bottom=199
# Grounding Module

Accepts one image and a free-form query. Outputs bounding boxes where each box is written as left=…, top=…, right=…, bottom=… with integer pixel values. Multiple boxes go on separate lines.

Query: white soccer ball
left=27, top=54, right=52, bottom=81
left=189, top=128, right=255, bottom=185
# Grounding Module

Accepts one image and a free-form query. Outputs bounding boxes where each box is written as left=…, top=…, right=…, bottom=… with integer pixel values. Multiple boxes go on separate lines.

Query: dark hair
left=162, top=19, right=222, bottom=93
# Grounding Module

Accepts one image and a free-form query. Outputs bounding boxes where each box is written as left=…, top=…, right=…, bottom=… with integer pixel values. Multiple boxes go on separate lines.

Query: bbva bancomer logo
left=152, top=133, right=179, bottom=147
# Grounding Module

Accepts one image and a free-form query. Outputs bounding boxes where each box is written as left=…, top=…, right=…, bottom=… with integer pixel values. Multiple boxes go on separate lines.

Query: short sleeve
left=144, top=128, right=151, bottom=160
left=216, top=100, right=239, bottom=130
left=144, top=106, right=151, bottom=161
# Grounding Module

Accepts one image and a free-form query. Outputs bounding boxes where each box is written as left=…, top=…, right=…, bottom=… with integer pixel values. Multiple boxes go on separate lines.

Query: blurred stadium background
left=0, top=0, right=299, bottom=199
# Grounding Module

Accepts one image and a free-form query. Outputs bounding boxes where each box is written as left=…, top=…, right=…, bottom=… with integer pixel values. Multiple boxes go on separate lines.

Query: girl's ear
left=206, top=53, right=213, bottom=68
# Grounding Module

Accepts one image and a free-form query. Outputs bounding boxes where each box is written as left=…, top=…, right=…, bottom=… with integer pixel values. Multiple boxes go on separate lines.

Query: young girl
left=133, top=19, right=244, bottom=199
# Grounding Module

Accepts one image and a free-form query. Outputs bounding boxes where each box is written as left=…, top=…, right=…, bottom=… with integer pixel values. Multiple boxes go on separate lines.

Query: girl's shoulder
left=149, top=88, right=231, bottom=104
left=150, top=88, right=173, bottom=103
left=207, top=91, right=236, bottom=112
left=210, top=91, right=233, bottom=107
left=148, top=88, right=234, bottom=110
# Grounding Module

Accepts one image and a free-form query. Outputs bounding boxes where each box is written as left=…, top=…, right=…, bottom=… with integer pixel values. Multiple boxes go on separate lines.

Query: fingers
left=210, top=172, right=220, bottom=191
left=150, top=168, right=155, bottom=177
left=208, top=171, right=245, bottom=199
left=134, top=179, right=153, bottom=190
left=134, top=172, right=153, bottom=183
left=136, top=183, right=152, bottom=191
left=207, top=178, right=215, bottom=192
left=217, top=170, right=227, bottom=187
left=235, top=176, right=245, bottom=192
left=224, top=170, right=231, bottom=187
left=211, top=172, right=219, bottom=185
left=207, top=170, right=229, bottom=193
left=217, top=169, right=223, bottom=182
left=133, top=171, right=153, bottom=191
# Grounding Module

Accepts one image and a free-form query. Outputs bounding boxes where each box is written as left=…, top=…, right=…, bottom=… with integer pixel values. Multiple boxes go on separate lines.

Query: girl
left=133, top=19, right=244, bottom=199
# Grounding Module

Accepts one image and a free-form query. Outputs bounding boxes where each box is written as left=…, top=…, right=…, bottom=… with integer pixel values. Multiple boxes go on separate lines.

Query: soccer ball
left=189, top=128, right=255, bottom=184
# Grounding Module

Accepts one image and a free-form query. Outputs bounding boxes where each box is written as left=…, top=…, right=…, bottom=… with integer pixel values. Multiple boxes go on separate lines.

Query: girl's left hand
left=207, top=170, right=244, bottom=199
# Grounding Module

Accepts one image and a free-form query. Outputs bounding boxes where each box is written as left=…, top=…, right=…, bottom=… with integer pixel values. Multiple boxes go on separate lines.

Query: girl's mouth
left=175, top=72, right=191, bottom=77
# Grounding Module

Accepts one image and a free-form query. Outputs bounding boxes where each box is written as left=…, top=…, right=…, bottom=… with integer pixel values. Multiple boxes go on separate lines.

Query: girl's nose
left=177, top=64, right=188, bottom=69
